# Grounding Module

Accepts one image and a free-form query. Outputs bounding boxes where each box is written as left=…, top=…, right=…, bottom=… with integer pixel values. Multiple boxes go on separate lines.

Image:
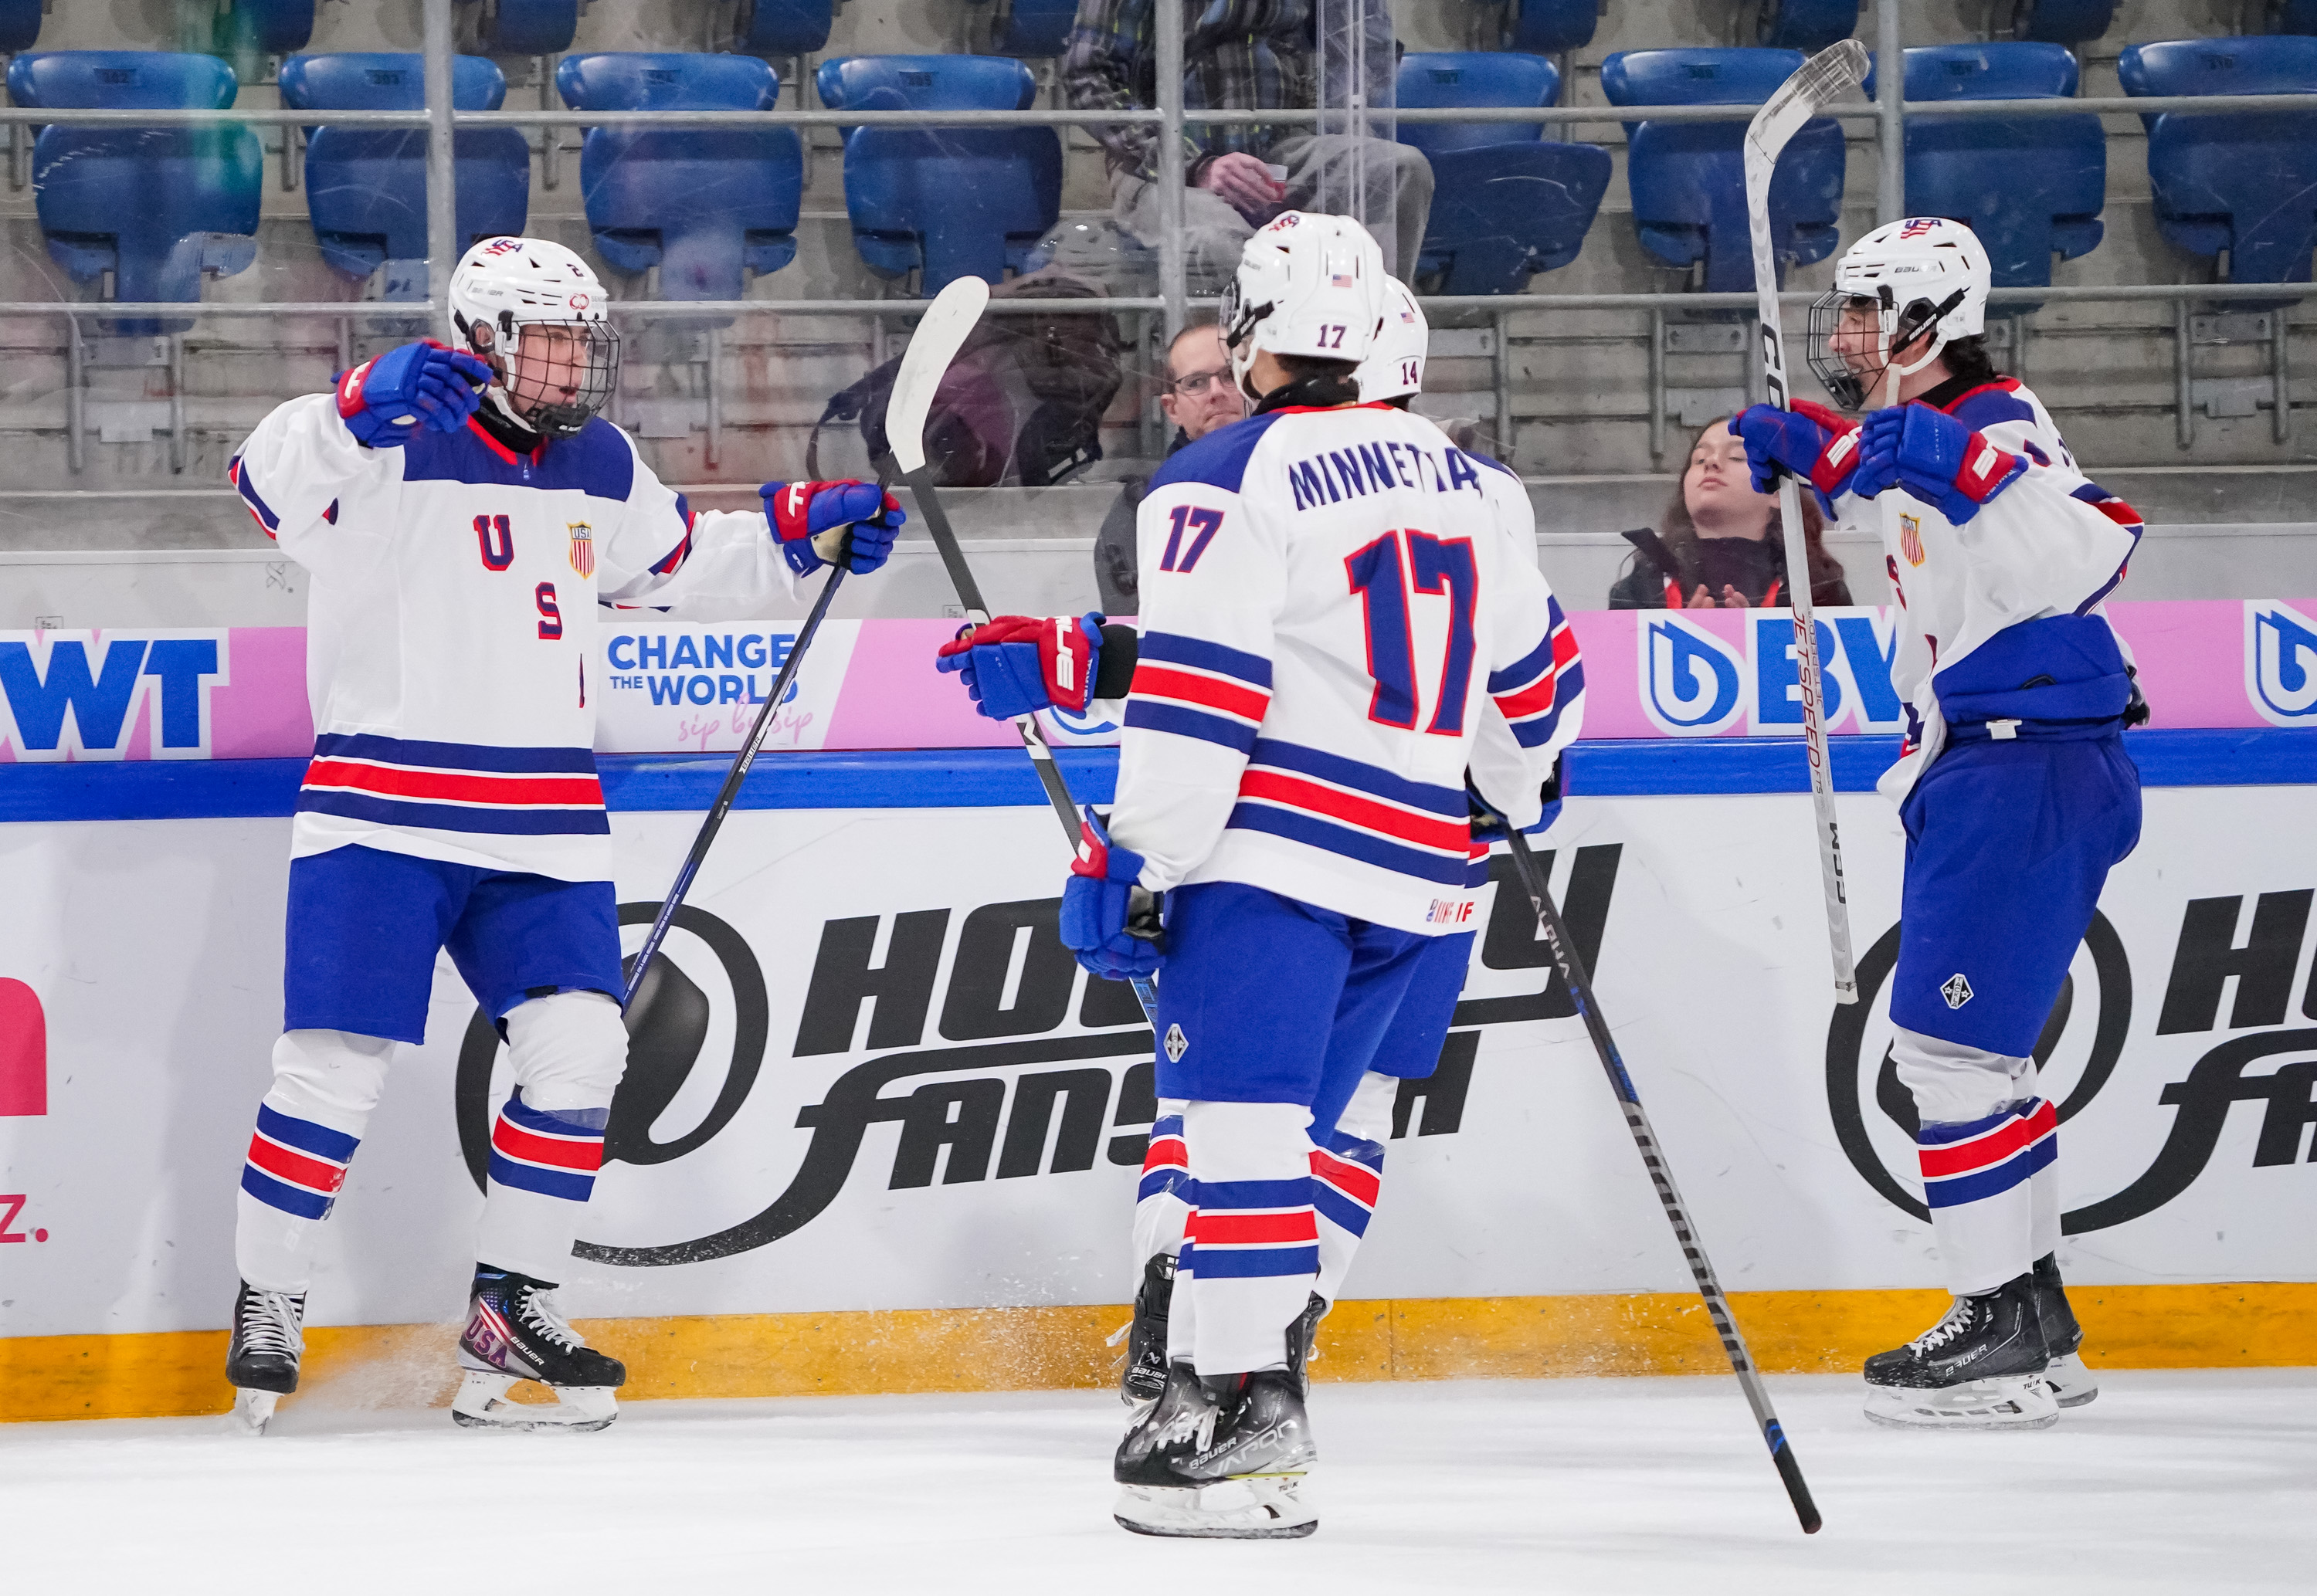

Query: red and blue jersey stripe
left=1489, top=594, right=1583, bottom=751
left=1226, top=737, right=1471, bottom=886
left=1310, top=1130, right=1384, bottom=1240
left=1138, top=1112, right=1190, bottom=1205
left=1918, top=1097, right=2057, bottom=1210
left=297, top=732, right=609, bottom=837
left=240, top=1103, right=359, bottom=1221
left=2069, top=482, right=2144, bottom=612
left=1180, top=1176, right=1319, bottom=1279
left=1125, top=632, right=1274, bottom=754
left=486, top=1090, right=607, bottom=1204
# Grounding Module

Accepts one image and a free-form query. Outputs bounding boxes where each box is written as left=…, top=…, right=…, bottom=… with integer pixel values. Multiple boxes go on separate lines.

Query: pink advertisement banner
left=2, top=601, right=2311, bottom=763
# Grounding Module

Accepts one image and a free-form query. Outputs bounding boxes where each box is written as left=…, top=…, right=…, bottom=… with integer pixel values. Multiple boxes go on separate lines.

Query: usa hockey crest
left=568, top=521, right=595, bottom=578
left=1899, top=514, right=1925, bottom=568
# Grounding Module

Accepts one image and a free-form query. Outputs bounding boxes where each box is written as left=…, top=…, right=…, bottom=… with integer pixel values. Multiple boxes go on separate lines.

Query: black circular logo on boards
left=455, top=902, right=770, bottom=1259
left=1825, top=912, right=2132, bottom=1231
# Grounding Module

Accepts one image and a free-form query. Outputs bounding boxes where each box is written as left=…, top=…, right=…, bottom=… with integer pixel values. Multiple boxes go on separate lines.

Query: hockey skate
left=2034, top=1252, right=2098, bottom=1408
left=1114, top=1363, right=1317, bottom=1539
left=1111, top=1252, right=1174, bottom=1409
left=226, top=1281, right=307, bottom=1435
left=451, top=1267, right=626, bottom=1432
left=1286, top=1291, right=1325, bottom=1394
left=1864, top=1271, right=2057, bottom=1431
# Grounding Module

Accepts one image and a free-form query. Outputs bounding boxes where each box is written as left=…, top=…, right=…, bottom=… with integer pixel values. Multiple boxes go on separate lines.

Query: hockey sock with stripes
left=1169, top=1100, right=1319, bottom=1375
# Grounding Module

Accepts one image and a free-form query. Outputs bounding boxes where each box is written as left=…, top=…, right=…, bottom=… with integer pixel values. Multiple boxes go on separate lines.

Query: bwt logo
left=1829, top=884, right=2317, bottom=1232
left=0, top=632, right=229, bottom=759
left=1640, top=611, right=1907, bottom=738
left=453, top=848, right=1623, bottom=1266
left=2246, top=600, right=2317, bottom=726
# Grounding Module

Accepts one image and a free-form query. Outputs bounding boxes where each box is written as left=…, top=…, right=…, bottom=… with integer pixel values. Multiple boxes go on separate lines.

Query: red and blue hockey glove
left=1732, top=401, right=1861, bottom=511
left=1851, top=403, right=2025, bottom=527
left=934, top=613, right=1104, bottom=720
left=335, top=340, right=490, bottom=448
left=761, top=479, right=907, bottom=577
left=1058, top=809, right=1164, bottom=980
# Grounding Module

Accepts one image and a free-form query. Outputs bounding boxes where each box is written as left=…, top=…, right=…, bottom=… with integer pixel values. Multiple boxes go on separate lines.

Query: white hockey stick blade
left=888, top=275, right=991, bottom=476
left=1743, top=39, right=1868, bottom=373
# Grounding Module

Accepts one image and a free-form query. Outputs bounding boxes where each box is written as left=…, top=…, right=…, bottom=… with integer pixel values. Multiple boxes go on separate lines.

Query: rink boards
left=2, top=731, right=2315, bottom=1421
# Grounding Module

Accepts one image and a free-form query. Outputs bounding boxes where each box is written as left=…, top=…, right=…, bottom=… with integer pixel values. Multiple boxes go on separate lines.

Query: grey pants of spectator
left=1111, top=134, right=1433, bottom=288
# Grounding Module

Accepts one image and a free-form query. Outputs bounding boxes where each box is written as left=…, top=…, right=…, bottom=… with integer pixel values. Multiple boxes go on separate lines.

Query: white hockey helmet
left=1356, top=277, right=1429, bottom=404
left=1219, top=212, right=1389, bottom=400
left=1805, top=216, right=1991, bottom=410
left=448, top=236, right=621, bottom=438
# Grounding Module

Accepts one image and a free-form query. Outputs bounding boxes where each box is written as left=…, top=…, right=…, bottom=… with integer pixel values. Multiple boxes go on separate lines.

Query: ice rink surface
left=5, top=1370, right=2309, bottom=1594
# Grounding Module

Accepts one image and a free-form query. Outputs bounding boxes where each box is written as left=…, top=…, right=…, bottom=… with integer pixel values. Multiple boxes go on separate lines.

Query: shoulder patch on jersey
left=1146, top=410, right=1293, bottom=496
left=1942, top=378, right=2039, bottom=432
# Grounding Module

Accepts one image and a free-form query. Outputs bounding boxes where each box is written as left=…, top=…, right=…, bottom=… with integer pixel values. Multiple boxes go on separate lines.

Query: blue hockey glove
left=1732, top=401, right=1861, bottom=510
left=1058, top=809, right=1164, bottom=980
left=1851, top=403, right=2025, bottom=527
left=762, top=479, right=907, bottom=577
left=934, top=613, right=1104, bottom=720
left=335, top=340, right=490, bottom=448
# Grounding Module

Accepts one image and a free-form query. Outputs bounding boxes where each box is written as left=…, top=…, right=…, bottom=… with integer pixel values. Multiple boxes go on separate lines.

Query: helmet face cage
left=1803, top=287, right=1953, bottom=413
left=1217, top=276, right=1270, bottom=401
left=1804, top=290, right=1874, bottom=411
left=477, top=315, right=622, bottom=439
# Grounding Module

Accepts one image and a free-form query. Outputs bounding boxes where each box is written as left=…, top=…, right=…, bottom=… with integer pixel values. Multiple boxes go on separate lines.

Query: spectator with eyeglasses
left=1094, top=323, right=1249, bottom=615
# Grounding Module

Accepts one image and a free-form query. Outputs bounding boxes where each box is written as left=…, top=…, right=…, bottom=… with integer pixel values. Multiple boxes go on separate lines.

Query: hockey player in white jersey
left=930, top=278, right=1583, bottom=1423
left=1030, top=216, right=1570, bottom=1537
left=1735, top=217, right=2143, bottom=1430
left=220, top=236, right=904, bottom=1432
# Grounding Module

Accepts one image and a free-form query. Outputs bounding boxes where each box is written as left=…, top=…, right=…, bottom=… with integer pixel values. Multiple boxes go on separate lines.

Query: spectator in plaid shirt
left=1063, top=0, right=1433, bottom=288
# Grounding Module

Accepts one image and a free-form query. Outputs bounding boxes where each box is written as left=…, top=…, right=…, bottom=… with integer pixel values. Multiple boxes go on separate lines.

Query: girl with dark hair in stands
left=1607, top=415, right=1852, bottom=610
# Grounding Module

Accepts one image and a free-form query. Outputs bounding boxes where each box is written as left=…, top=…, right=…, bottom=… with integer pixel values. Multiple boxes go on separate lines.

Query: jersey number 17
left=1347, top=528, right=1477, bottom=735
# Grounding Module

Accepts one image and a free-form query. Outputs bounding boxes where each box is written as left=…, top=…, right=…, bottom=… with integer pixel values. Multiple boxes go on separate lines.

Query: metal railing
left=0, top=0, right=2311, bottom=466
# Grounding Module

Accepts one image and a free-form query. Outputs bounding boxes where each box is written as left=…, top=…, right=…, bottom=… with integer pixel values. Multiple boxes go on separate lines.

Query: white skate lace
left=238, top=1288, right=305, bottom=1358
left=516, top=1286, right=585, bottom=1353
left=1910, top=1298, right=1979, bottom=1355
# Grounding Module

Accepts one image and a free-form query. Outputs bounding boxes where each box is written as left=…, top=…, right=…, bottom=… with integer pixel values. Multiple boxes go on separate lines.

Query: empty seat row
left=8, top=39, right=2315, bottom=336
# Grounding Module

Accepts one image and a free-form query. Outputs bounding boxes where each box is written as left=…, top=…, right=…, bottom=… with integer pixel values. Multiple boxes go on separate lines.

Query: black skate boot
left=1285, top=1291, right=1326, bottom=1394
left=1116, top=1252, right=1174, bottom=1408
left=1863, top=1270, right=2057, bottom=1431
left=452, top=1266, right=626, bottom=1432
left=1114, top=1364, right=1317, bottom=1539
left=2034, top=1252, right=2097, bottom=1409
left=226, top=1281, right=306, bottom=1434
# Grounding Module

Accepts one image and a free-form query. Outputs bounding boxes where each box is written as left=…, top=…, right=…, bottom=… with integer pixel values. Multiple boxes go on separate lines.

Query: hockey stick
left=1743, top=39, right=1865, bottom=1005
left=1495, top=822, right=1823, bottom=1535
left=622, top=288, right=989, bottom=1007
left=887, top=275, right=1160, bottom=1022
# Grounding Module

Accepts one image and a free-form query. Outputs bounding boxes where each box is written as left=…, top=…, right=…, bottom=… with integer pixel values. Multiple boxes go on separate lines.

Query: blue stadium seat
left=1756, top=1, right=1860, bottom=52
left=5, top=51, right=262, bottom=334
left=558, top=53, right=803, bottom=305
left=1601, top=49, right=1847, bottom=293
left=734, top=1, right=833, bottom=55
left=817, top=55, right=1061, bottom=293
left=1883, top=44, right=2103, bottom=293
left=2274, top=2, right=2317, bottom=36
left=458, top=0, right=578, bottom=56
left=2119, top=37, right=2317, bottom=289
left=1396, top=52, right=1611, bottom=295
left=279, top=54, right=531, bottom=303
left=0, top=0, right=43, bottom=53
left=213, top=0, right=314, bottom=56
left=2011, top=1, right=2116, bottom=44
left=970, top=0, right=1078, bottom=59
left=1499, top=0, right=1599, bottom=53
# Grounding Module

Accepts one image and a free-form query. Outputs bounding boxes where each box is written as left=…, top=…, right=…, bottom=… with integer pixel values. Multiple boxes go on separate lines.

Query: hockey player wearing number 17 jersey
left=1736, top=217, right=2143, bottom=1432
left=1045, top=215, right=1575, bottom=1537
left=931, top=280, right=1583, bottom=1418
left=220, top=236, right=904, bottom=1433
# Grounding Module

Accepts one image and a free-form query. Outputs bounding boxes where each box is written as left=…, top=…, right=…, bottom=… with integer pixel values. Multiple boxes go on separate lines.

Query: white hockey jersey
left=230, top=395, right=799, bottom=882
left=1108, top=402, right=1584, bottom=935
left=1826, top=376, right=2142, bottom=801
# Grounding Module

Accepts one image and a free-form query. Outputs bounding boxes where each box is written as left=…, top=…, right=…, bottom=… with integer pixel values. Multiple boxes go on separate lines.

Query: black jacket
left=1607, top=527, right=1852, bottom=611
